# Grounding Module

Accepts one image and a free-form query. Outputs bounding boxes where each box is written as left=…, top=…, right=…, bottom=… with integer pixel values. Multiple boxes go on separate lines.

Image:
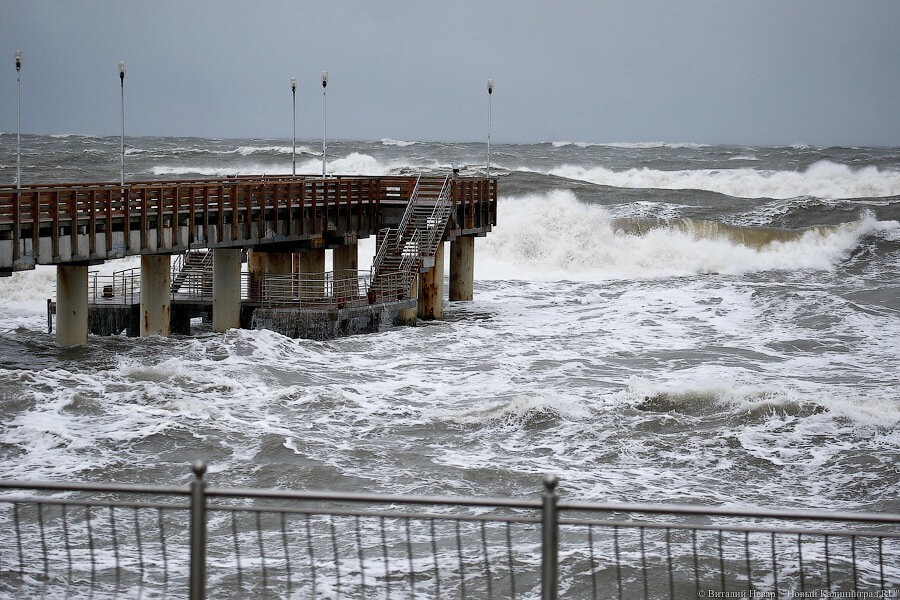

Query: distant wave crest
left=542, top=160, right=900, bottom=200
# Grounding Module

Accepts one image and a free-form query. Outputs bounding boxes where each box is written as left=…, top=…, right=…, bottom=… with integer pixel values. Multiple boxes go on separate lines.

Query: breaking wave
left=542, top=160, right=900, bottom=199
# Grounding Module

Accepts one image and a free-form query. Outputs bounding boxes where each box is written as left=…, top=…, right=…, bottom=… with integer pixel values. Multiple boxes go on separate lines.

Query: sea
left=0, top=134, right=898, bottom=596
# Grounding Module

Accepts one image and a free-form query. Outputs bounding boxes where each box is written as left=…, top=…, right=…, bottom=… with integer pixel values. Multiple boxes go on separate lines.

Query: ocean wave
left=476, top=190, right=899, bottom=281
left=551, top=141, right=710, bottom=149
left=379, top=138, right=419, bottom=147
left=541, top=159, right=900, bottom=199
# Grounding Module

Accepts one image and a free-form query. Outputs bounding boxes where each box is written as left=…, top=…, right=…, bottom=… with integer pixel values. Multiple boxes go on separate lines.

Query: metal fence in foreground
left=0, top=462, right=897, bottom=599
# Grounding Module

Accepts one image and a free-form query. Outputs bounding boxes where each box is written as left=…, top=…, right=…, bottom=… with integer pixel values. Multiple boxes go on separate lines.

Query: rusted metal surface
left=0, top=175, right=496, bottom=273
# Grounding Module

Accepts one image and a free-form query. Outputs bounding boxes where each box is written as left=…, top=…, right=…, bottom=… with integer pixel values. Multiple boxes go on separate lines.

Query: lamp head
left=321, top=70, right=328, bottom=88
left=291, top=77, right=296, bottom=91
left=487, top=79, right=494, bottom=94
left=119, top=61, right=126, bottom=79
left=15, top=50, right=22, bottom=72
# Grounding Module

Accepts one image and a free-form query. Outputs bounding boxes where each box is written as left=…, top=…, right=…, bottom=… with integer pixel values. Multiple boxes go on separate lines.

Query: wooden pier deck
left=0, top=174, right=496, bottom=273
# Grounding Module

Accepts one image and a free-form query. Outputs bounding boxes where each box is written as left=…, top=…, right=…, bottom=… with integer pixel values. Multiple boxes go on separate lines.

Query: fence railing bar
left=354, top=514, right=365, bottom=594
left=13, top=503, right=23, bottom=574
left=329, top=514, right=341, bottom=598
left=37, top=502, right=48, bottom=580
left=852, top=534, right=858, bottom=592
left=430, top=517, right=440, bottom=598
left=404, top=516, right=415, bottom=599
left=0, top=480, right=190, bottom=496
left=206, top=486, right=542, bottom=510
left=133, top=506, right=145, bottom=590
left=692, top=528, right=700, bottom=594
left=62, top=504, right=73, bottom=583
left=771, top=532, right=778, bottom=592
left=557, top=500, right=900, bottom=524
left=718, top=528, right=726, bottom=593
left=506, top=519, right=517, bottom=600
left=305, top=513, right=317, bottom=597
left=158, top=507, right=169, bottom=594
left=587, top=523, right=597, bottom=600
left=743, top=529, right=752, bottom=594
left=455, top=518, right=466, bottom=599
left=280, top=512, right=292, bottom=599
left=110, top=506, right=121, bottom=593
left=640, top=525, right=649, bottom=600
left=206, top=503, right=541, bottom=525
left=613, top=524, right=623, bottom=600
left=86, top=504, right=96, bottom=586
left=381, top=515, right=391, bottom=598
left=878, top=536, right=884, bottom=589
left=256, top=511, right=268, bottom=592
left=559, top=517, right=900, bottom=539
left=666, top=527, right=674, bottom=600
left=797, top=532, right=805, bottom=592
left=824, top=533, right=831, bottom=589
left=481, top=519, right=493, bottom=598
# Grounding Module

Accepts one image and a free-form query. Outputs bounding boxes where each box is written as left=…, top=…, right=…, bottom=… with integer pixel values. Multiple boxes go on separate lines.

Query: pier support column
left=449, top=236, right=475, bottom=302
left=248, top=250, right=293, bottom=301
left=296, top=248, right=326, bottom=299
left=333, top=242, right=359, bottom=301
left=418, top=242, right=444, bottom=320
left=56, top=264, right=88, bottom=347
left=212, top=248, right=242, bottom=332
left=398, top=275, right=418, bottom=325
left=140, top=254, right=171, bottom=336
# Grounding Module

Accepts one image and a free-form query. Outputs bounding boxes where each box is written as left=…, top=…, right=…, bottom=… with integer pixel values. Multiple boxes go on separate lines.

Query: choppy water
left=1, top=134, right=899, bottom=513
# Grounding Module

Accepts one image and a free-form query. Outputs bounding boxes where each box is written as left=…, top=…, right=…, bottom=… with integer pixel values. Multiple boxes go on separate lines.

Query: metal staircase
left=369, top=174, right=452, bottom=299
left=170, top=250, right=213, bottom=296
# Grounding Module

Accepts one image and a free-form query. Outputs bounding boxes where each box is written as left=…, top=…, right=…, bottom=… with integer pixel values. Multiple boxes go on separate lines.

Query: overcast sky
left=2, top=1, right=898, bottom=146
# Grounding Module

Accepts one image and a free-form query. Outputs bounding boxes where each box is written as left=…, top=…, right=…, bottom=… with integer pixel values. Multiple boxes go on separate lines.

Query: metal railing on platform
left=0, top=464, right=897, bottom=599
left=85, top=267, right=415, bottom=310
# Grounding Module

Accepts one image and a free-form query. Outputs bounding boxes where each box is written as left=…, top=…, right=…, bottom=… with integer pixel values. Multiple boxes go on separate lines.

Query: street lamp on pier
left=291, top=77, right=297, bottom=176
left=119, top=61, right=126, bottom=188
left=321, top=70, right=328, bottom=178
left=15, top=50, right=22, bottom=189
left=487, top=78, right=494, bottom=179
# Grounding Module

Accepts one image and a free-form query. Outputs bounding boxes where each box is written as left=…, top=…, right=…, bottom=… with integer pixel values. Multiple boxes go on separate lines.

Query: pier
left=0, top=173, right=497, bottom=345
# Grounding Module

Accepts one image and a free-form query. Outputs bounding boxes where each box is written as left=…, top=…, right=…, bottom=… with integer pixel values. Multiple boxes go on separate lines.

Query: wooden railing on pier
left=0, top=175, right=497, bottom=273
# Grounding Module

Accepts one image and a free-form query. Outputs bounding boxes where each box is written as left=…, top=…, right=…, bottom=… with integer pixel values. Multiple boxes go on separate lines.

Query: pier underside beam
left=140, top=254, right=171, bottom=336
left=56, top=264, right=88, bottom=347
left=212, top=248, right=242, bottom=332
left=449, top=236, right=475, bottom=302
left=418, top=242, right=444, bottom=320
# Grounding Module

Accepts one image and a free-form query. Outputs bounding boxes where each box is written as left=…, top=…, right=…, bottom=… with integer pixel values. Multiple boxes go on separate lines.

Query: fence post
left=189, top=460, right=208, bottom=600
left=541, top=474, right=559, bottom=600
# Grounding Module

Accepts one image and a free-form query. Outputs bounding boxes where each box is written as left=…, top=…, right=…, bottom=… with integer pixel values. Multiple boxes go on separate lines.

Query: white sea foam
left=542, top=159, right=900, bottom=199
left=151, top=152, right=412, bottom=178
left=475, top=190, right=898, bottom=281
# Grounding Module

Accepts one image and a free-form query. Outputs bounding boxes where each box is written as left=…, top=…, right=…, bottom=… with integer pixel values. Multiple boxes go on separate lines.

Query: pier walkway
left=0, top=174, right=497, bottom=345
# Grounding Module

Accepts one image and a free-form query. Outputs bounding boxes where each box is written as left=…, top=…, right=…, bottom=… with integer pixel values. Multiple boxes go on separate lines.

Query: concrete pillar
left=248, top=250, right=293, bottom=301
left=449, top=236, right=475, bottom=302
left=212, top=248, right=242, bottom=332
left=333, top=242, right=359, bottom=301
left=56, top=264, right=88, bottom=347
left=418, top=242, right=444, bottom=320
left=140, top=254, right=171, bottom=336
left=398, top=274, right=418, bottom=325
left=297, top=248, right=326, bottom=299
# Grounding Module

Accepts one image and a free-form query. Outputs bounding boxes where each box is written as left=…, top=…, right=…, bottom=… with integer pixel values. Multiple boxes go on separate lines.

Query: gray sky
left=2, top=1, right=899, bottom=146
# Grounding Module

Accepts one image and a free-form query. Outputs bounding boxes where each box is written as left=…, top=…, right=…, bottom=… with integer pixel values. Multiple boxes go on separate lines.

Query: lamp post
left=321, top=70, right=328, bottom=178
left=487, top=79, right=494, bottom=179
left=15, top=50, right=22, bottom=189
left=291, top=77, right=297, bottom=176
left=119, top=61, right=126, bottom=188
